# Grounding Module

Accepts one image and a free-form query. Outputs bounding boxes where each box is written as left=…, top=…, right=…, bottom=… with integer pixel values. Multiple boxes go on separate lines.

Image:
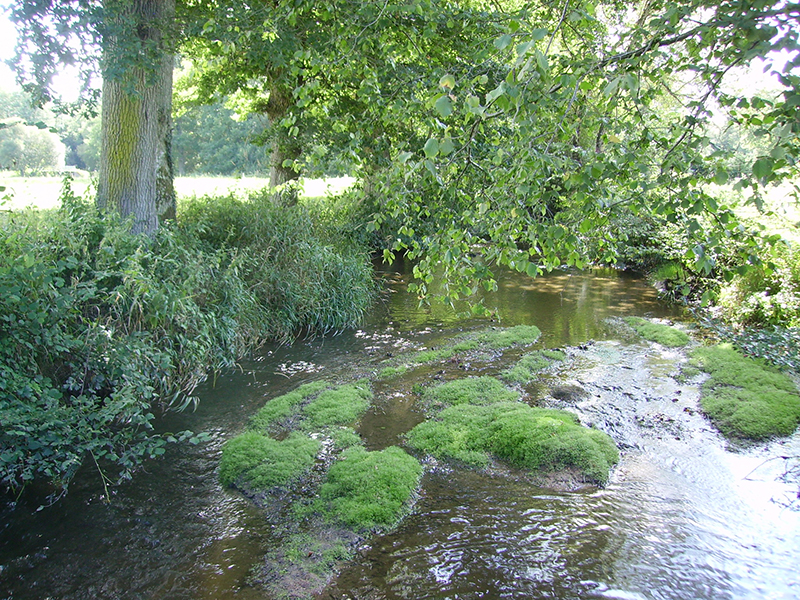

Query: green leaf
left=423, top=138, right=440, bottom=158
left=435, top=95, right=453, bottom=118
left=752, top=157, right=774, bottom=181
left=494, top=34, right=513, bottom=50
left=439, top=137, right=455, bottom=156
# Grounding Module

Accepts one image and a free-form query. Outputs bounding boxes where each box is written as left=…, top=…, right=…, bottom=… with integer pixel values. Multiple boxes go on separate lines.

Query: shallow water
left=1, top=265, right=798, bottom=600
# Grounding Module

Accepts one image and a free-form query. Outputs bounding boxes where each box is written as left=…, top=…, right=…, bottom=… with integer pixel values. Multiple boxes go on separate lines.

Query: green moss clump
left=422, top=376, right=520, bottom=410
left=488, top=406, right=619, bottom=484
left=249, top=381, right=331, bottom=433
left=318, top=446, right=423, bottom=531
left=501, top=349, right=566, bottom=384
left=219, top=431, right=321, bottom=490
left=474, top=325, right=542, bottom=349
left=405, top=403, right=501, bottom=467
left=691, top=344, right=800, bottom=439
left=624, top=316, right=690, bottom=347
left=406, top=402, right=619, bottom=484
left=328, top=426, right=364, bottom=450
left=301, top=380, right=372, bottom=429
left=376, top=365, right=408, bottom=380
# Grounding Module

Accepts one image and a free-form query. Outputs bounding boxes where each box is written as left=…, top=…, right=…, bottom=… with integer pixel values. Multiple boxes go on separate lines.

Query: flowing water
left=1, top=265, right=799, bottom=600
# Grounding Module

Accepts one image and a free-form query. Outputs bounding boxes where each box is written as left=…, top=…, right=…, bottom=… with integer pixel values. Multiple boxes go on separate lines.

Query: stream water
left=1, top=264, right=799, bottom=600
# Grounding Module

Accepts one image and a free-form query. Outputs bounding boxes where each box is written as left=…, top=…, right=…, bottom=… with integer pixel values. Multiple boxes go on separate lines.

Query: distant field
left=0, top=173, right=356, bottom=211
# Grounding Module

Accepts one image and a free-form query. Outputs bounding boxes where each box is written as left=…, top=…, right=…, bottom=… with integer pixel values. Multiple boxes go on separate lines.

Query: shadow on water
left=2, top=262, right=799, bottom=600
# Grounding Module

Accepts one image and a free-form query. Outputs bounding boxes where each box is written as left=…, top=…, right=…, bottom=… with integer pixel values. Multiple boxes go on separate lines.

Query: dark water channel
left=2, top=265, right=799, bottom=600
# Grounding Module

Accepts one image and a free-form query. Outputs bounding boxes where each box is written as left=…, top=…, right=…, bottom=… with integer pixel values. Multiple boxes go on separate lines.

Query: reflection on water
left=1, top=263, right=798, bottom=600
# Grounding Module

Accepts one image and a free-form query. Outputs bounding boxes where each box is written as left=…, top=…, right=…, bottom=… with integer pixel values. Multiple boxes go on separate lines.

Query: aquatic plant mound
left=407, top=402, right=619, bottom=484
left=501, top=349, right=567, bottom=384
left=474, top=325, right=542, bottom=349
left=249, top=380, right=372, bottom=434
left=219, top=431, right=321, bottom=490
left=422, top=376, right=520, bottom=410
left=318, top=446, right=423, bottom=531
left=625, top=316, right=690, bottom=347
left=691, top=344, right=800, bottom=440
left=302, top=382, right=372, bottom=429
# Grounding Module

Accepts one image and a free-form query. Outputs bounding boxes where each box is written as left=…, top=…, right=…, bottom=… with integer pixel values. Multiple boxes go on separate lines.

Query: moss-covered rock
left=317, top=446, right=423, bottom=531
left=406, top=402, right=619, bottom=484
left=624, top=316, right=690, bottom=347
left=501, top=349, right=566, bottom=384
left=421, top=376, right=520, bottom=411
left=219, top=431, right=321, bottom=490
left=691, top=343, right=800, bottom=440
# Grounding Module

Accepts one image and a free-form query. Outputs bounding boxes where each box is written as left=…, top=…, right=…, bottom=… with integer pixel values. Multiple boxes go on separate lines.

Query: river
left=1, top=265, right=798, bottom=599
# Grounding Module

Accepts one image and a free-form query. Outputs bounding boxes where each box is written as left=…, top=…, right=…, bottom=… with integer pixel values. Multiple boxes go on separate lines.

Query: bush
left=716, top=243, right=800, bottom=328
left=691, top=344, right=800, bottom=440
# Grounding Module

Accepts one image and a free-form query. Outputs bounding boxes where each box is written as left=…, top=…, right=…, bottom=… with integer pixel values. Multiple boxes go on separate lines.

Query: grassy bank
left=0, top=184, right=374, bottom=498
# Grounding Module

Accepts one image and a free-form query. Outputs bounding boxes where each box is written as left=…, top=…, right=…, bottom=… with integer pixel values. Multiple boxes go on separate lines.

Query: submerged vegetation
left=691, top=344, right=800, bottom=440
left=0, top=185, right=374, bottom=497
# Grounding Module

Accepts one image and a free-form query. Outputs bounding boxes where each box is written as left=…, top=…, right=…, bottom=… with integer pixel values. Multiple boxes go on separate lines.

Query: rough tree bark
left=97, top=0, right=175, bottom=235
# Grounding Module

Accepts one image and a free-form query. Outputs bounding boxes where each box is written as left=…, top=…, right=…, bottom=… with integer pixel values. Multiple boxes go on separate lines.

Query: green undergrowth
left=474, top=325, right=543, bottom=349
left=501, top=350, right=567, bottom=384
left=691, top=344, right=800, bottom=440
left=624, top=317, right=690, bottom=347
left=406, top=402, right=618, bottom=484
left=1, top=183, right=375, bottom=498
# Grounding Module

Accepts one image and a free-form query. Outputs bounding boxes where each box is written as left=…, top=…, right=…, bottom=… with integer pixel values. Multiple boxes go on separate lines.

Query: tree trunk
left=97, top=0, right=175, bottom=236
left=269, top=142, right=301, bottom=188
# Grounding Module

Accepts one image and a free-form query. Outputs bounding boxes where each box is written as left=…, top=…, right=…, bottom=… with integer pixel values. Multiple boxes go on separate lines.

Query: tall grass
left=0, top=181, right=375, bottom=498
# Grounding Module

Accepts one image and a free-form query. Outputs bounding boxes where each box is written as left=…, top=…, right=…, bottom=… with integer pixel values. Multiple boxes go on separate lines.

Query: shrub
left=691, top=344, right=800, bottom=440
left=624, top=316, right=690, bottom=347
left=318, top=446, right=423, bottom=531
left=218, top=431, right=321, bottom=490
